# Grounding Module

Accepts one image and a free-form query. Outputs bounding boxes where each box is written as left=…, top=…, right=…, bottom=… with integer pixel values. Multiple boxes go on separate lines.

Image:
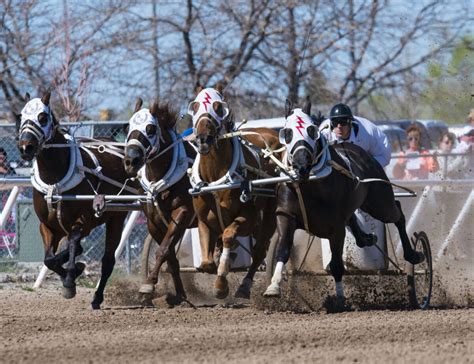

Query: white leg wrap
left=217, top=247, right=231, bottom=276
left=335, top=281, right=344, bottom=298
left=271, top=261, right=284, bottom=286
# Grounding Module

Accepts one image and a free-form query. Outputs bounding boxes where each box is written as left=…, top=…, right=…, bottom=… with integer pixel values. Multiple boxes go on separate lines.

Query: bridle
left=126, top=109, right=162, bottom=162
left=19, top=99, right=55, bottom=146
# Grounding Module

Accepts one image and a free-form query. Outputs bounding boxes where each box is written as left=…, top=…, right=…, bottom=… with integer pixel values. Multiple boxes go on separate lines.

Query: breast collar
left=190, top=136, right=245, bottom=189
left=138, top=129, right=190, bottom=194
left=31, top=134, right=87, bottom=194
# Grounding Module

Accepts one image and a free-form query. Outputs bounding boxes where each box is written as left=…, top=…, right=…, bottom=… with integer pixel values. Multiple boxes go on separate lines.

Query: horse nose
left=19, top=140, right=36, bottom=160
left=124, top=147, right=143, bottom=174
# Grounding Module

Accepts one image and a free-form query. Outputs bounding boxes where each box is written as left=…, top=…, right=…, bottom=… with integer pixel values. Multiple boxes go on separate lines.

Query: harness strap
left=78, top=166, right=139, bottom=194
left=294, top=184, right=310, bottom=233
left=56, top=201, right=69, bottom=235
left=327, top=160, right=416, bottom=195
left=212, top=192, right=226, bottom=233
left=153, top=197, right=169, bottom=226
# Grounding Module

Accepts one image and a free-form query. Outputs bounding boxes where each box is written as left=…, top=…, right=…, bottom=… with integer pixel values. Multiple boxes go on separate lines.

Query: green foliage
left=420, top=35, right=473, bottom=124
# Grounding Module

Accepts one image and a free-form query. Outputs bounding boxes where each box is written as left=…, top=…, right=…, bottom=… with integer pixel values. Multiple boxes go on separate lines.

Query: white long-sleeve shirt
left=319, top=116, right=391, bottom=167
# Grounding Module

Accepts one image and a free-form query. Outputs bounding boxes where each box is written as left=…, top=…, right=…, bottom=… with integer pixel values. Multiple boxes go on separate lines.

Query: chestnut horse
left=123, top=98, right=196, bottom=304
left=17, top=91, right=139, bottom=309
left=190, top=84, right=282, bottom=299
left=264, top=99, right=424, bottom=306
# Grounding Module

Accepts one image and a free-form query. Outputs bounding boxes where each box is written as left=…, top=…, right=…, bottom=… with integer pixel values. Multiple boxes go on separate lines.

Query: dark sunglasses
left=330, top=118, right=351, bottom=128
left=408, top=136, right=419, bottom=141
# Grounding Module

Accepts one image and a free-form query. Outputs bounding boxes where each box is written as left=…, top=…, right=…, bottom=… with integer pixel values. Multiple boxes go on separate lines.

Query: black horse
left=264, top=99, right=424, bottom=305
left=17, top=91, right=139, bottom=309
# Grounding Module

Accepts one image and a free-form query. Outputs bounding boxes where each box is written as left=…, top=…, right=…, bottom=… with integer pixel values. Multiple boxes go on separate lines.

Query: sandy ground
left=0, top=272, right=472, bottom=364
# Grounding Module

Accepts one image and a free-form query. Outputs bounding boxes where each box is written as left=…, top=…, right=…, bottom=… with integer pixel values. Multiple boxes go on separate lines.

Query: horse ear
left=150, top=99, right=159, bottom=117
left=285, top=99, right=293, bottom=118
left=41, top=90, right=51, bottom=106
left=194, top=83, right=203, bottom=95
left=24, top=92, right=30, bottom=102
left=214, top=80, right=226, bottom=94
left=12, top=111, right=21, bottom=131
left=134, top=98, right=143, bottom=113
left=302, top=96, right=311, bottom=115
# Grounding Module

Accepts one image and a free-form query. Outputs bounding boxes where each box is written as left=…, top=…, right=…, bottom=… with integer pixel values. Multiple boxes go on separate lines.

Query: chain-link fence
left=0, top=121, right=150, bottom=273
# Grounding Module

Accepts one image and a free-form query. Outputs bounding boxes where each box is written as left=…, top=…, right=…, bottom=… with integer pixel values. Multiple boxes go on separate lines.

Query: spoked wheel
left=140, top=234, right=158, bottom=284
left=407, top=231, right=433, bottom=309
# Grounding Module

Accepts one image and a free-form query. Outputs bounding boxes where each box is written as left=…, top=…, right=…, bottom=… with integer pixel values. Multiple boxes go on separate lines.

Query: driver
left=319, top=103, right=392, bottom=247
left=319, top=103, right=391, bottom=168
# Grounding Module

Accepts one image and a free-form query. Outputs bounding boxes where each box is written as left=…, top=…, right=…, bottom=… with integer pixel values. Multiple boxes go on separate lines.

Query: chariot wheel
left=407, top=231, right=433, bottom=309
left=140, top=234, right=158, bottom=283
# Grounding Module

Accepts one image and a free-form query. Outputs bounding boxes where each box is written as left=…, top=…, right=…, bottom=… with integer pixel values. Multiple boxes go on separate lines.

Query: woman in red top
left=393, top=124, right=439, bottom=180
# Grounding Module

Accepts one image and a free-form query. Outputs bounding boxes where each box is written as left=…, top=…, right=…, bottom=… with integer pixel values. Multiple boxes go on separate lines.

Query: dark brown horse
left=17, top=91, right=139, bottom=309
left=190, top=84, right=282, bottom=299
left=123, top=98, right=196, bottom=304
left=264, top=99, right=424, bottom=305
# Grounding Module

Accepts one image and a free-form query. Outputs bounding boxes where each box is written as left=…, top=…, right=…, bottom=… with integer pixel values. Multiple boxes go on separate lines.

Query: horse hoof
left=234, top=285, right=250, bottom=299
left=405, top=251, right=425, bottom=265
left=198, top=261, right=217, bottom=274
left=263, top=284, right=281, bottom=298
left=91, top=302, right=101, bottom=310
left=214, top=276, right=229, bottom=299
left=139, top=283, right=155, bottom=294
left=62, top=286, right=76, bottom=299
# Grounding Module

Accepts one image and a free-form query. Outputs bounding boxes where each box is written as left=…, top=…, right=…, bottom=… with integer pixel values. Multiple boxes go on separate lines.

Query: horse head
left=280, top=98, right=321, bottom=180
left=124, top=98, right=176, bottom=176
left=17, top=91, right=58, bottom=161
left=188, top=84, right=230, bottom=155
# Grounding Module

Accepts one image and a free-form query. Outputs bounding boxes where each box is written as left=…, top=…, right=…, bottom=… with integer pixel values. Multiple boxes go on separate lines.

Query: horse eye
left=213, top=102, right=223, bottom=117
left=284, top=128, right=293, bottom=144
left=307, top=126, right=317, bottom=139
left=38, top=113, right=48, bottom=127
left=146, top=124, right=157, bottom=137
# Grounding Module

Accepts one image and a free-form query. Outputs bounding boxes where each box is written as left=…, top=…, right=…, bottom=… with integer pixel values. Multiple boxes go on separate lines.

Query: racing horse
left=190, top=84, right=282, bottom=299
left=17, top=91, right=139, bottom=309
left=263, top=99, right=424, bottom=305
left=123, top=98, right=196, bottom=304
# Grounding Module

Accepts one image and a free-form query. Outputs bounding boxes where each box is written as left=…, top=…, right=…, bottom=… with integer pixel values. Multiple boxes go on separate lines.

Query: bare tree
left=326, top=0, right=471, bottom=112
left=0, top=0, right=56, bottom=116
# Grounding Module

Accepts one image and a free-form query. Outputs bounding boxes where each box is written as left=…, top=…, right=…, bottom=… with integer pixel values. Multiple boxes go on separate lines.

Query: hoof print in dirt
left=152, top=294, right=184, bottom=309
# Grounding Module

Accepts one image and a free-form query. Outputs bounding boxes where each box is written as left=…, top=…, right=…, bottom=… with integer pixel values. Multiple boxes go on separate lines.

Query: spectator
left=452, top=125, right=474, bottom=154
left=438, top=131, right=456, bottom=154
left=0, top=148, right=13, bottom=176
left=393, top=124, right=439, bottom=180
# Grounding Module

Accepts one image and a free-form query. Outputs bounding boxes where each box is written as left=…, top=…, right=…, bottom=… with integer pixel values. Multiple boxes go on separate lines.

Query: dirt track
left=0, top=280, right=472, bottom=364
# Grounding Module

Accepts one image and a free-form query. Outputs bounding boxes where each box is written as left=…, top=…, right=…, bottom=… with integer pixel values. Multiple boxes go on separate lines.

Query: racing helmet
left=329, top=103, right=353, bottom=128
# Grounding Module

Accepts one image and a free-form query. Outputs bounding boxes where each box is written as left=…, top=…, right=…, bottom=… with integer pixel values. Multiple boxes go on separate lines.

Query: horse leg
left=393, top=201, right=425, bottom=264
left=215, top=214, right=252, bottom=299
left=263, top=212, right=297, bottom=297
left=62, top=225, right=84, bottom=299
left=139, top=224, right=165, bottom=294
left=41, top=223, right=67, bottom=278
left=328, top=228, right=346, bottom=308
left=197, top=220, right=218, bottom=274
left=91, top=214, right=126, bottom=310
left=236, top=202, right=278, bottom=299
left=347, top=213, right=377, bottom=247
left=140, top=208, right=191, bottom=303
